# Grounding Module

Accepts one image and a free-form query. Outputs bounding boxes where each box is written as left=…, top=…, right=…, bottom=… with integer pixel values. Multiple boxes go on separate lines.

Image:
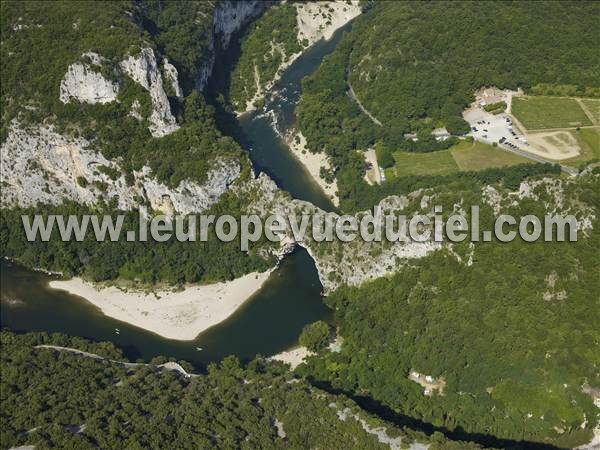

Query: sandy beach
left=270, top=346, right=314, bottom=369
left=287, top=130, right=340, bottom=206
left=48, top=270, right=274, bottom=340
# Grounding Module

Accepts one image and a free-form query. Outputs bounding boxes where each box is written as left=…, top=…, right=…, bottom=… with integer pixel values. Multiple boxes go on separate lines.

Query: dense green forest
left=297, top=0, right=600, bottom=208
left=1, top=329, right=487, bottom=450
left=229, top=3, right=303, bottom=111
left=297, top=173, right=600, bottom=448
left=0, top=189, right=278, bottom=285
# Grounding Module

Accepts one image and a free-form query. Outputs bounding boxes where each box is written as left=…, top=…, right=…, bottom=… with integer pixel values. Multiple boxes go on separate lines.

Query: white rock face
left=59, top=62, right=119, bottom=104
left=138, top=159, right=241, bottom=216
left=197, top=0, right=267, bottom=90
left=120, top=48, right=179, bottom=138
left=213, top=0, right=265, bottom=47
left=236, top=174, right=441, bottom=293
left=0, top=121, right=240, bottom=215
left=163, top=59, right=183, bottom=98
left=296, top=1, right=362, bottom=47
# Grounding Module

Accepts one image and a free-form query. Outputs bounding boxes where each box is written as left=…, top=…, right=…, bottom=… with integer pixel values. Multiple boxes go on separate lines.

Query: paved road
left=497, top=144, right=579, bottom=176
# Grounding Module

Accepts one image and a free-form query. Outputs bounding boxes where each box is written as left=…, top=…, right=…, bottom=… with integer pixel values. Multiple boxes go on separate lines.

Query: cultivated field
left=451, top=141, right=530, bottom=170
left=389, top=149, right=457, bottom=178
left=580, top=98, right=600, bottom=125
left=512, top=96, right=592, bottom=130
left=388, top=140, right=531, bottom=178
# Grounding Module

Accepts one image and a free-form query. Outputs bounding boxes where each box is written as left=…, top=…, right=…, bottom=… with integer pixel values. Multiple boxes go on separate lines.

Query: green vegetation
left=566, top=128, right=600, bottom=165
left=346, top=1, right=599, bottom=132
left=530, top=83, right=600, bottom=98
left=388, top=150, right=458, bottom=178
left=385, top=141, right=533, bottom=185
left=229, top=4, right=302, bottom=111
left=580, top=98, right=600, bottom=124
left=342, top=155, right=560, bottom=212
left=0, top=196, right=274, bottom=285
left=483, top=101, right=506, bottom=115
left=0, top=1, right=268, bottom=287
left=298, top=173, right=600, bottom=448
left=1, top=1, right=245, bottom=188
left=450, top=140, right=531, bottom=171
left=1, top=329, right=485, bottom=450
left=299, top=321, right=331, bottom=352
left=1, top=0, right=141, bottom=129
left=512, top=97, right=592, bottom=130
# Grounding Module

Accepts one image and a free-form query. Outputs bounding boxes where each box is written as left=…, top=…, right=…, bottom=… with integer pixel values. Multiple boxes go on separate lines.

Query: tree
left=299, top=321, right=331, bottom=352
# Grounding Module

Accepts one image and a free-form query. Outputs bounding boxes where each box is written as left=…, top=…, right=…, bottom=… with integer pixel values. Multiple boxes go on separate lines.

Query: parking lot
left=463, top=106, right=579, bottom=175
left=463, top=107, right=529, bottom=151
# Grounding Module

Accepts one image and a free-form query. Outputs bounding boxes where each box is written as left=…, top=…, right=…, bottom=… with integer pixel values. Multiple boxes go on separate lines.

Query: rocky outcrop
left=59, top=58, right=119, bottom=104
left=196, top=0, right=268, bottom=90
left=59, top=48, right=180, bottom=138
left=0, top=121, right=240, bottom=215
left=162, top=58, right=183, bottom=98
left=138, top=159, right=241, bottom=216
left=296, top=1, right=362, bottom=47
left=234, top=174, right=441, bottom=293
left=120, top=48, right=179, bottom=138
left=233, top=169, right=597, bottom=293
left=214, top=0, right=266, bottom=47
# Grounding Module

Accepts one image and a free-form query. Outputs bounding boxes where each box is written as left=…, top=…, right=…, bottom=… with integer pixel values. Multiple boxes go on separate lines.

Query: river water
left=0, top=24, right=351, bottom=368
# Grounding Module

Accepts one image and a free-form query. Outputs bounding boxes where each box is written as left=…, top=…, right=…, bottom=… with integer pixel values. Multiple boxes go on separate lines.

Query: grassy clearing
left=564, top=128, right=600, bottom=165
left=387, top=140, right=531, bottom=179
left=580, top=98, right=600, bottom=125
left=451, top=140, right=531, bottom=171
left=512, top=96, right=592, bottom=129
left=389, top=150, right=458, bottom=178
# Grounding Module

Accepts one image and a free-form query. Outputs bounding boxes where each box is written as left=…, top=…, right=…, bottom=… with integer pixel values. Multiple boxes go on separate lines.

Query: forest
left=297, top=172, right=600, bottom=449
left=0, top=1, right=276, bottom=285
left=0, top=194, right=275, bottom=285
left=1, top=329, right=485, bottom=450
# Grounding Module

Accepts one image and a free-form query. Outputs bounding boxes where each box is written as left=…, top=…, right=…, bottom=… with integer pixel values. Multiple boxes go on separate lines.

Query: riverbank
left=270, top=346, right=314, bottom=369
left=48, top=269, right=274, bottom=341
left=286, top=130, right=339, bottom=206
left=236, top=1, right=363, bottom=115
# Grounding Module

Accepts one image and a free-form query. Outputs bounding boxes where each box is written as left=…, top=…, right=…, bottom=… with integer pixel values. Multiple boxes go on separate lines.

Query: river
left=0, top=23, right=352, bottom=369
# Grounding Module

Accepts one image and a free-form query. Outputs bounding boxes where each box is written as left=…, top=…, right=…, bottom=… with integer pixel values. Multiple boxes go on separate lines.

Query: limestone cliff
left=233, top=171, right=596, bottom=293
left=0, top=121, right=240, bottom=215
left=59, top=52, right=119, bottom=105
left=120, top=48, right=179, bottom=138
left=196, top=0, right=268, bottom=91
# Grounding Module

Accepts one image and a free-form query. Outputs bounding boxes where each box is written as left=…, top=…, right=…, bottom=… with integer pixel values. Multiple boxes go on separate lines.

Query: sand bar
left=270, top=346, right=314, bottom=369
left=287, top=130, right=339, bottom=206
left=48, top=269, right=274, bottom=341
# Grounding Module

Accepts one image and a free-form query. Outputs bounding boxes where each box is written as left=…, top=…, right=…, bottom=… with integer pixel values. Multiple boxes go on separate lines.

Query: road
left=498, top=143, right=579, bottom=176
left=35, top=345, right=197, bottom=378
left=347, top=82, right=383, bottom=126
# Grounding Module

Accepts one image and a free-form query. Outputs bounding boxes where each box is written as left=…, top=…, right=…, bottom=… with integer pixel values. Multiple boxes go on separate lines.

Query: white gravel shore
left=49, top=270, right=274, bottom=340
